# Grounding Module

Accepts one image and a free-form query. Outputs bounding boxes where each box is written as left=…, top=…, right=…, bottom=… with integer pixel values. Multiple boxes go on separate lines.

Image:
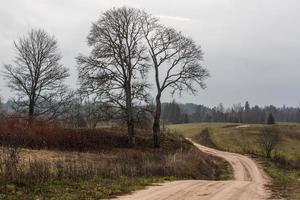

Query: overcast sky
left=1, top=0, right=300, bottom=107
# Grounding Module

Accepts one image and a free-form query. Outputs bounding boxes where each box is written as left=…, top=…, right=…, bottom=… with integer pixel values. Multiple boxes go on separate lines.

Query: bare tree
left=60, top=94, right=87, bottom=128
left=2, top=29, right=69, bottom=123
left=77, top=7, right=149, bottom=145
left=257, top=127, right=280, bottom=158
left=82, top=100, right=115, bottom=129
left=0, top=97, right=4, bottom=117
left=142, top=16, right=209, bottom=147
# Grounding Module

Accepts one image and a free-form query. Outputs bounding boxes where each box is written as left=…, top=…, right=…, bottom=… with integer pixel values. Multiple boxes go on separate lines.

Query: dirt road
left=114, top=140, right=270, bottom=200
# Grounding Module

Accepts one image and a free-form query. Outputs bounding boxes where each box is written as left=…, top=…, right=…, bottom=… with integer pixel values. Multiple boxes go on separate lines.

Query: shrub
left=0, top=114, right=193, bottom=153
left=0, top=124, right=131, bottom=151
left=257, top=127, right=280, bottom=158
left=272, top=151, right=300, bottom=170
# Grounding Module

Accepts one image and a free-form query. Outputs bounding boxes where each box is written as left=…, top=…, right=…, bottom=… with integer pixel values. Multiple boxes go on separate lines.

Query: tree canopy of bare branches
left=61, top=92, right=115, bottom=129
left=77, top=7, right=150, bottom=145
left=2, top=29, right=70, bottom=122
left=142, top=15, right=209, bottom=147
left=257, top=127, right=280, bottom=158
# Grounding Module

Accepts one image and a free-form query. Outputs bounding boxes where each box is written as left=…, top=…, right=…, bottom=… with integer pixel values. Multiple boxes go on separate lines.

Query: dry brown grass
left=8, top=144, right=225, bottom=181
left=0, top=118, right=232, bottom=199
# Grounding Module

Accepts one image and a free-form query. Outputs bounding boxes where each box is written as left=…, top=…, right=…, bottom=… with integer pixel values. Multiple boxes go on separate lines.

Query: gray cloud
left=1, top=0, right=300, bottom=107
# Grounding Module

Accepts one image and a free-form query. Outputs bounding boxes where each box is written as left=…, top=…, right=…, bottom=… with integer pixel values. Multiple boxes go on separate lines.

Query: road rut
left=114, top=140, right=270, bottom=200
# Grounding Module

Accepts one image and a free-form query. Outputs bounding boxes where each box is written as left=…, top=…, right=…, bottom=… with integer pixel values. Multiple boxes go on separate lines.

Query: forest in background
left=161, top=100, right=300, bottom=124
left=2, top=99, right=299, bottom=126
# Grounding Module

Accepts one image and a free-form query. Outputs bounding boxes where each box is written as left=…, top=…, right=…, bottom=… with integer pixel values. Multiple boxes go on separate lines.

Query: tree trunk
left=266, top=149, right=271, bottom=158
left=28, top=99, right=35, bottom=125
left=153, top=93, right=161, bottom=148
left=127, top=116, right=135, bottom=145
left=126, top=81, right=135, bottom=146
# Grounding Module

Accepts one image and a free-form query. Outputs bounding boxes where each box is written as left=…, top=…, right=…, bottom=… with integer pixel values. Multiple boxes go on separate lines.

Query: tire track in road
left=114, top=139, right=271, bottom=200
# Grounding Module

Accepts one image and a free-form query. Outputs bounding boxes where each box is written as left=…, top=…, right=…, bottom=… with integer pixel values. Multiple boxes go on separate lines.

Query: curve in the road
left=114, top=139, right=270, bottom=200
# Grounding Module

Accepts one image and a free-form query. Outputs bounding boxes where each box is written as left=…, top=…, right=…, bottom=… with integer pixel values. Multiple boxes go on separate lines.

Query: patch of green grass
left=0, top=176, right=176, bottom=200
left=265, top=162, right=300, bottom=199
left=168, top=123, right=233, bottom=138
left=169, top=123, right=300, bottom=159
left=267, top=163, right=298, bottom=183
left=218, top=160, right=234, bottom=180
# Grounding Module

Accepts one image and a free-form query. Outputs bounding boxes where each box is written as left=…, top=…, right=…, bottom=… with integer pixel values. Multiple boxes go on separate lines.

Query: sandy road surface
left=114, top=139, right=270, bottom=200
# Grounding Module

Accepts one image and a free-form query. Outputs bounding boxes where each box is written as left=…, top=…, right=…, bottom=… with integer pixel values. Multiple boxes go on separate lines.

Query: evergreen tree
left=244, top=101, right=251, bottom=122
left=267, top=113, right=275, bottom=124
left=245, top=101, right=250, bottom=111
left=183, top=114, right=189, bottom=123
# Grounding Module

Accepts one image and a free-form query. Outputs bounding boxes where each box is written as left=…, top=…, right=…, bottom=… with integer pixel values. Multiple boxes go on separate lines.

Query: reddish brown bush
left=0, top=126, right=132, bottom=151
left=0, top=114, right=130, bottom=150
left=0, top=114, right=190, bottom=152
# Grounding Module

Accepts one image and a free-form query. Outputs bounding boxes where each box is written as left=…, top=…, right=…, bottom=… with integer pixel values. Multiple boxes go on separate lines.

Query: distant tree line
left=162, top=101, right=300, bottom=124
left=162, top=100, right=189, bottom=124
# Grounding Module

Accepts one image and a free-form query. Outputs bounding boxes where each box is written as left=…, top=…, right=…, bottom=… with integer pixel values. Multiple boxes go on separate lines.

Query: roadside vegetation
left=0, top=117, right=231, bottom=199
left=168, top=122, right=300, bottom=200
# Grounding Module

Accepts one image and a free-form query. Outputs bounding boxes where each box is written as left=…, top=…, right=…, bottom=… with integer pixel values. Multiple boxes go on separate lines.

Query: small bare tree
left=77, top=7, right=149, bottom=145
left=142, top=16, right=209, bottom=147
left=2, top=29, right=69, bottom=123
left=82, top=100, right=115, bottom=129
left=257, top=127, right=280, bottom=158
left=59, top=94, right=86, bottom=128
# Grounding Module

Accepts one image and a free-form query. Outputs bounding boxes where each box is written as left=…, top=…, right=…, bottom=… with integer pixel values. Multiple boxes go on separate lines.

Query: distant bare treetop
left=2, top=29, right=70, bottom=122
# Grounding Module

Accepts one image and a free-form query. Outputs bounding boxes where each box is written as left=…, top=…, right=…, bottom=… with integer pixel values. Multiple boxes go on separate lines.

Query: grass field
left=168, top=122, right=300, bottom=199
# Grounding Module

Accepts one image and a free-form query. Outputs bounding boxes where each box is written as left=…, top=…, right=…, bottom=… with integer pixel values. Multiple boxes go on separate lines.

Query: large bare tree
left=2, top=29, right=69, bottom=123
left=77, top=7, right=149, bottom=145
left=142, top=16, right=209, bottom=147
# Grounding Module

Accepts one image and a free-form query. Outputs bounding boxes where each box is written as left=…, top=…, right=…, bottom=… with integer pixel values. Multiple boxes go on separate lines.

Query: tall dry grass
left=0, top=114, right=228, bottom=197
left=0, top=145, right=223, bottom=188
